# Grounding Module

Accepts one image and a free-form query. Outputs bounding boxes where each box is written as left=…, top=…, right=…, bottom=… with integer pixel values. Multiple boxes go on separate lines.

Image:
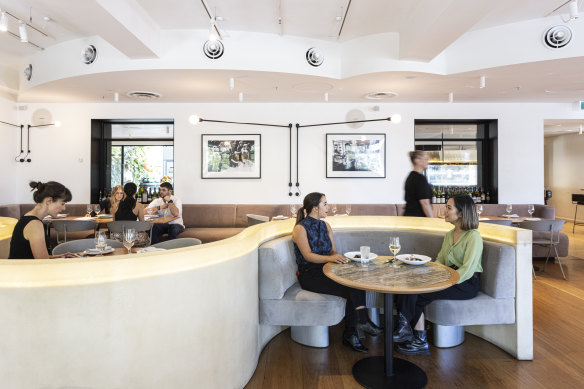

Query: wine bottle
left=148, top=188, right=152, bottom=203
left=432, top=187, right=437, bottom=204
left=141, top=186, right=148, bottom=203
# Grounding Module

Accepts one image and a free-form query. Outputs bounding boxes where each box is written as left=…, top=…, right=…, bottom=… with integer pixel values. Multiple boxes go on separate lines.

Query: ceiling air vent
left=543, top=25, right=572, bottom=49
left=306, top=47, right=324, bottom=67
left=203, top=40, right=224, bottom=59
left=126, top=91, right=161, bottom=100
left=364, top=92, right=398, bottom=100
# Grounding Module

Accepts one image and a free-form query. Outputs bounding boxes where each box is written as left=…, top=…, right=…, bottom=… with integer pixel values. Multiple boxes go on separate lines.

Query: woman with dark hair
left=292, top=192, right=381, bottom=353
left=404, top=150, right=433, bottom=217
left=112, top=182, right=145, bottom=222
left=9, top=181, right=75, bottom=259
left=393, top=194, right=483, bottom=356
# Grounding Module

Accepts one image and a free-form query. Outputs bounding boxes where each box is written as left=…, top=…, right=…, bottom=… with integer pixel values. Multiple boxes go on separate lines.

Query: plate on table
left=344, top=251, right=378, bottom=263
left=145, top=214, right=160, bottom=219
left=501, top=214, right=519, bottom=218
left=97, top=214, right=112, bottom=218
left=396, top=254, right=431, bottom=265
left=273, top=215, right=288, bottom=220
left=84, top=246, right=115, bottom=255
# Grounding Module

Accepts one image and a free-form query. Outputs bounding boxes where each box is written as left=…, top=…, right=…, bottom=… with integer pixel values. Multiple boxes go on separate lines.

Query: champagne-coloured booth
left=0, top=216, right=533, bottom=388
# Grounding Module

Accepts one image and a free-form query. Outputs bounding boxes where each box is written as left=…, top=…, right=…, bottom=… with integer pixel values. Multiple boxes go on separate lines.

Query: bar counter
left=0, top=216, right=533, bottom=388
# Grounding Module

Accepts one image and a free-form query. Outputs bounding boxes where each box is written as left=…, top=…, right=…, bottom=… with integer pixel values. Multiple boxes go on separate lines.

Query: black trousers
left=298, top=264, right=366, bottom=333
left=397, top=272, right=480, bottom=328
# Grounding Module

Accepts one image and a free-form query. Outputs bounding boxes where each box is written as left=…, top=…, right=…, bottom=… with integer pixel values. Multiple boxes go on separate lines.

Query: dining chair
left=52, top=238, right=124, bottom=255
left=51, top=220, right=98, bottom=244
left=518, top=220, right=566, bottom=280
left=247, top=214, right=270, bottom=226
left=107, top=221, right=154, bottom=246
left=151, top=238, right=202, bottom=250
left=480, top=219, right=513, bottom=226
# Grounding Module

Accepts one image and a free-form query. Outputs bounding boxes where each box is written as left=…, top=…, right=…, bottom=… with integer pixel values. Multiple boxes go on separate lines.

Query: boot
left=395, top=330, right=430, bottom=356
left=342, top=331, right=369, bottom=353
left=392, top=312, right=413, bottom=343
left=357, top=319, right=383, bottom=340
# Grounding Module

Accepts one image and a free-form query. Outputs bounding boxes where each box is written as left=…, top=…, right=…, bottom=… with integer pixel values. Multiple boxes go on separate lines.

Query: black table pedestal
left=352, top=293, right=427, bottom=389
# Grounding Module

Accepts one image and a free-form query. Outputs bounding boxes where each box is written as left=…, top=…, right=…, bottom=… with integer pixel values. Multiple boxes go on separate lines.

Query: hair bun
left=29, top=181, right=42, bottom=191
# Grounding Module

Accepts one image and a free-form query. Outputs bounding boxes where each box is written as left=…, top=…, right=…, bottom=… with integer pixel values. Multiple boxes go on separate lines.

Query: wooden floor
left=245, top=221, right=584, bottom=388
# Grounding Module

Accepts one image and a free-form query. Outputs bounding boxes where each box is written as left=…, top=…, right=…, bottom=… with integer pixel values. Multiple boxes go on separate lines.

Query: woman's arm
left=419, top=199, right=433, bottom=217
left=135, top=203, right=145, bottom=221
left=325, top=222, right=339, bottom=255
left=455, top=230, right=483, bottom=283
left=24, top=220, right=50, bottom=259
left=435, top=232, right=451, bottom=265
left=111, top=202, right=119, bottom=220
left=292, top=225, right=347, bottom=264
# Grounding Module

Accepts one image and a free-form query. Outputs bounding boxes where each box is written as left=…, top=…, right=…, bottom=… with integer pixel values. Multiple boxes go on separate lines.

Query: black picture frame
left=326, top=133, right=386, bottom=178
left=201, top=134, right=261, bottom=179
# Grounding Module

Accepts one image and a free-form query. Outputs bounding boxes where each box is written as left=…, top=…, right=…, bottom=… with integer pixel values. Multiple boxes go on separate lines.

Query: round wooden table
left=324, top=256, right=459, bottom=389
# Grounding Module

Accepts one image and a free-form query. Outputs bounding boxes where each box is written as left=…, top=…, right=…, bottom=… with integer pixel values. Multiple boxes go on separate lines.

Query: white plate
left=84, top=246, right=115, bottom=255
left=145, top=214, right=159, bottom=219
left=53, top=214, right=68, bottom=218
left=396, top=254, right=432, bottom=265
left=344, top=251, right=378, bottom=263
left=97, top=214, right=112, bottom=218
left=501, top=214, right=519, bottom=218
left=273, top=216, right=288, bottom=220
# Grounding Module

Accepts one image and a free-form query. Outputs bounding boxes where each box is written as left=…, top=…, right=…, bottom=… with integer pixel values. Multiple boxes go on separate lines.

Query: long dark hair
left=29, top=181, right=72, bottom=203
left=118, top=182, right=137, bottom=213
left=296, top=192, right=325, bottom=225
left=450, top=194, right=478, bottom=230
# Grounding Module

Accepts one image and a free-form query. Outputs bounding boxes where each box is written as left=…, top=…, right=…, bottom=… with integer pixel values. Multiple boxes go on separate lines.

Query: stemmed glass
left=94, top=205, right=101, bottom=215
left=123, top=228, right=136, bottom=254
left=331, top=204, right=337, bottom=216
left=476, top=204, right=483, bottom=217
left=527, top=204, right=535, bottom=218
left=387, top=236, right=401, bottom=268
left=506, top=204, right=513, bottom=218
left=86, top=204, right=93, bottom=216
left=290, top=204, right=297, bottom=218
left=346, top=204, right=352, bottom=216
left=94, top=231, right=107, bottom=256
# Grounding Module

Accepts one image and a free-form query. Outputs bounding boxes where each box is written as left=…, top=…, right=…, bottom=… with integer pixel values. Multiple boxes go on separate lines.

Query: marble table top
left=324, top=255, right=459, bottom=295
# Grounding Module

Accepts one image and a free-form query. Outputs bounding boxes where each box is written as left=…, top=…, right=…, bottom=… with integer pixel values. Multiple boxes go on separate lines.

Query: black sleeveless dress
left=115, top=202, right=138, bottom=221
left=9, top=215, right=46, bottom=259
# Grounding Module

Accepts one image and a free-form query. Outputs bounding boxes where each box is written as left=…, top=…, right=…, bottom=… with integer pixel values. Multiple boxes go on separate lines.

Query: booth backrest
left=258, top=235, right=297, bottom=300
left=0, top=204, right=99, bottom=219
left=181, top=204, right=237, bottom=228
left=235, top=205, right=290, bottom=227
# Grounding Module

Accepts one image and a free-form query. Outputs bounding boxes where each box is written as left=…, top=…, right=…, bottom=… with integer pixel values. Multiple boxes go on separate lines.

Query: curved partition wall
left=0, top=217, right=533, bottom=388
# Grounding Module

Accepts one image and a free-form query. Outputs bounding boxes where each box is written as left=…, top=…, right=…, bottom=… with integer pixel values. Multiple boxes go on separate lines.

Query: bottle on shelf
left=141, top=186, right=148, bottom=204
left=148, top=188, right=153, bottom=203
left=480, top=187, right=486, bottom=203
left=432, top=187, right=437, bottom=204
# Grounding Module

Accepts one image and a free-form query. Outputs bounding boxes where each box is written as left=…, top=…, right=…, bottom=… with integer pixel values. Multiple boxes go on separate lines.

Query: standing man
left=146, top=182, right=184, bottom=244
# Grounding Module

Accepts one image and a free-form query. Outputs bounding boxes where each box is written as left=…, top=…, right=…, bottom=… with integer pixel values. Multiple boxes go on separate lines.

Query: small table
left=324, top=256, right=459, bottom=389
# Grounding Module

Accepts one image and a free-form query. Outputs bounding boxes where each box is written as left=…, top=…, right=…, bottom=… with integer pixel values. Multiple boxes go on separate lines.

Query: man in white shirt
left=146, top=182, right=184, bottom=244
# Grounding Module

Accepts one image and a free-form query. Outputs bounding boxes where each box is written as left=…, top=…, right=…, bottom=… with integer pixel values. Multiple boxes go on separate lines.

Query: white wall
left=544, top=134, right=584, bottom=221
left=2, top=101, right=581, bottom=206
left=0, top=94, right=17, bottom=204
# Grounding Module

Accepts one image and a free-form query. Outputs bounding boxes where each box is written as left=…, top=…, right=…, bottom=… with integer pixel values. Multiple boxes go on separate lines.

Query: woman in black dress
left=112, top=183, right=145, bottom=222
left=100, top=185, right=124, bottom=214
left=292, top=192, right=381, bottom=353
left=9, top=181, right=75, bottom=259
left=403, top=150, right=433, bottom=217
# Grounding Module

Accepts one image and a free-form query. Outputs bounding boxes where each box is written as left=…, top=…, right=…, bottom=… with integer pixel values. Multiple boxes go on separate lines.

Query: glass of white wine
left=476, top=204, right=483, bottom=216
left=388, top=236, right=401, bottom=268
left=506, top=204, right=513, bottom=218
left=346, top=204, right=351, bottom=216
left=123, top=228, right=136, bottom=254
left=290, top=204, right=297, bottom=218
left=94, top=231, right=107, bottom=256
left=331, top=204, right=337, bottom=215
left=527, top=204, right=535, bottom=218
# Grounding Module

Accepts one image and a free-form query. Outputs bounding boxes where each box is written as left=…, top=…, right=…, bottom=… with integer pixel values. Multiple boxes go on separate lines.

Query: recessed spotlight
left=364, top=92, right=398, bottom=100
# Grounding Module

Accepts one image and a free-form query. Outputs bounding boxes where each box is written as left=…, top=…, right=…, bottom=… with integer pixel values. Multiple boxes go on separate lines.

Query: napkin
left=501, top=214, right=519, bottom=218
left=137, top=247, right=166, bottom=253
left=524, top=217, right=541, bottom=221
left=75, top=217, right=94, bottom=221
left=273, top=216, right=288, bottom=220
left=335, top=214, right=348, bottom=216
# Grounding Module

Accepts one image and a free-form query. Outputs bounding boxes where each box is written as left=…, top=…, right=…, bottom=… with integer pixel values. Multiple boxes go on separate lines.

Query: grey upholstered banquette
left=258, top=229, right=516, bottom=348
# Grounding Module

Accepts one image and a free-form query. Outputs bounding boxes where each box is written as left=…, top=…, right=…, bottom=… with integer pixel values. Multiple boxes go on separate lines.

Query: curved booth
left=0, top=216, right=533, bottom=388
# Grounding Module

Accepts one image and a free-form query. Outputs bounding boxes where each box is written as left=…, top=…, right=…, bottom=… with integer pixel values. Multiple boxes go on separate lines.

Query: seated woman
left=292, top=192, right=381, bottom=353
left=9, top=181, right=76, bottom=259
left=100, top=185, right=124, bottom=214
left=393, top=194, right=483, bottom=356
left=111, top=183, right=148, bottom=246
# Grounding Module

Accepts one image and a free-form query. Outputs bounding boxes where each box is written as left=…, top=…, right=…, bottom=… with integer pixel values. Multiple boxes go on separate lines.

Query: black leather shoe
left=357, top=320, right=383, bottom=339
left=342, top=333, right=369, bottom=353
left=395, top=330, right=430, bottom=356
left=393, top=312, right=413, bottom=343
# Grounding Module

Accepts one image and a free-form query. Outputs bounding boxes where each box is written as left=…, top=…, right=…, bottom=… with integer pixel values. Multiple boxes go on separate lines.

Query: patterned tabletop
left=324, top=255, right=459, bottom=295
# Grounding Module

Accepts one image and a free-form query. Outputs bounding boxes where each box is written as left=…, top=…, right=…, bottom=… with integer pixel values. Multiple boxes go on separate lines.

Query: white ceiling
left=1, top=0, right=584, bottom=104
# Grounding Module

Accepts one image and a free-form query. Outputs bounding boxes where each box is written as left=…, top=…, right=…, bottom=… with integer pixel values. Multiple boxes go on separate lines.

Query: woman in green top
left=393, top=194, right=483, bottom=356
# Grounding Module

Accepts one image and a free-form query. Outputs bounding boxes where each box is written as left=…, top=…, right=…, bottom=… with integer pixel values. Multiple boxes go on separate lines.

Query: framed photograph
left=202, top=134, right=261, bottom=179
left=326, top=133, right=386, bottom=178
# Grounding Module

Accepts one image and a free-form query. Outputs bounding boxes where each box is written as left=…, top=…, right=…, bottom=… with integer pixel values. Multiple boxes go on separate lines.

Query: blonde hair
left=110, top=185, right=124, bottom=205
left=409, top=150, right=427, bottom=164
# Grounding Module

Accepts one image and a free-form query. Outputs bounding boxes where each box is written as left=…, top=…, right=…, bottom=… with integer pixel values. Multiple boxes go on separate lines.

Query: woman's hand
left=329, top=254, right=349, bottom=264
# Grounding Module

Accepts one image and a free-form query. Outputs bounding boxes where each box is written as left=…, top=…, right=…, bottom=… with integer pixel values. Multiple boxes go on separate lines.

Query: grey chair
left=51, top=220, right=98, bottom=244
left=518, top=220, right=566, bottom=280
left=52, top=238, right=124, bottom=255
left=481, top=219, right=513, bottom=226
left=151, top=238, right=202, bottom=250
left=107, top=221, right=153, bottom=246
left=247, top=214, right=270, bottom=226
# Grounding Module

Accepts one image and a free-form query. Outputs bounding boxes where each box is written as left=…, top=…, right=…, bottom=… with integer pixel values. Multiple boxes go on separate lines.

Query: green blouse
left=436, top=229, right=483, bottom=284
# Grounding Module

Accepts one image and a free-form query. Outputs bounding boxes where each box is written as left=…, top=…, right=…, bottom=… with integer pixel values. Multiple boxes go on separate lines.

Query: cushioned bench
left=258, top=229, right=517, bottom=349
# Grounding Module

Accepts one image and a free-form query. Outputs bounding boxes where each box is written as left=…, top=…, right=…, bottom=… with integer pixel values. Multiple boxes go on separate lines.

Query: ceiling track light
left=480, top=75, right=486, bottom=89
left=238, top=92, right=244, bottom=102
left=114, top=92, right=119, bottom=103
left=448, top=92, right=454, bottom=103
left=324, top=92, right=329, bottom=102
left=0, top=11, right=7, bottom=32
left=580, top=124, right=583, bottom=135
left=200, top=0, right=223, bottom=40
left=229, top=77, right=234, bottom=91
left=18, top=21, right=27, bottom=42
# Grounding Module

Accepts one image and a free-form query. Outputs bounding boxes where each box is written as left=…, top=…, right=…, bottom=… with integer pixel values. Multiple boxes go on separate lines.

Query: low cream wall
left=0, top=216, right=533, bottom=388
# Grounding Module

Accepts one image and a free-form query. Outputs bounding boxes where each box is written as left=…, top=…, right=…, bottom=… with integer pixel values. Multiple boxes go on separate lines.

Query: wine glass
left=506, top=204, right=513, bottom=218
left=94, top=231, right=107, bottom=256
left=388, top=236, right=401, bottom=268
left=331, top=204, right=337, bottom=215
left=346, top=204, right=352, bottom=216
left=123, top=228, right=136, bottom=254
left=94, top=204, right=101, bottom=215
left=290, top=204, right=297, bottom=218
left=527, top=204, right=535, bottom=218
left=86, top=204, right=93, bottom=216
left=476, top=204, right=483, bottom=216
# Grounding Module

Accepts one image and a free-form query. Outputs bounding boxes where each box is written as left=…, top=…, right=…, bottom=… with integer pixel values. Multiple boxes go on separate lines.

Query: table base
left=353, top=356, right=427, bottom=389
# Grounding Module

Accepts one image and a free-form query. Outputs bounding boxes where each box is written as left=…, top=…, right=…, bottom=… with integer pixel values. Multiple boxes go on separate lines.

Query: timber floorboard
left=246, top=223, right=584, bottom=388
